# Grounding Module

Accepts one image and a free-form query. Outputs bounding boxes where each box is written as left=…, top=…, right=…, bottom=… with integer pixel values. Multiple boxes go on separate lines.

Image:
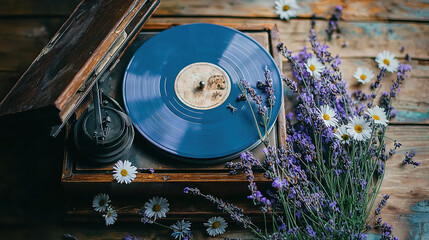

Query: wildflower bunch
left=186, top=27, right=419, bottom=239
left=92, top=193, right=117, bottom=226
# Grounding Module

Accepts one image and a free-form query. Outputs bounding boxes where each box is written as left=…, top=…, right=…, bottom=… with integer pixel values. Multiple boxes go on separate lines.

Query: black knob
left=198, top=81, right=206, bottom=89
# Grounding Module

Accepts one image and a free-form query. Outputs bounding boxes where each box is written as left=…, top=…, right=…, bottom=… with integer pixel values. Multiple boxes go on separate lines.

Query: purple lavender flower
left=326, top=6, right=343, bottom=40
left=272, top=177, right=283, bottom=189
left=402, top=151, right=421, bottom=167
left=306, top=225, right=316, bottom=237
left=123, top=236, right=141, bottom=240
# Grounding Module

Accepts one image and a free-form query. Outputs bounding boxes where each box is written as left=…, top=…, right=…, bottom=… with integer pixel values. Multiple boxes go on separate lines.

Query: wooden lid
left=0, top=0, right=159, bottom=124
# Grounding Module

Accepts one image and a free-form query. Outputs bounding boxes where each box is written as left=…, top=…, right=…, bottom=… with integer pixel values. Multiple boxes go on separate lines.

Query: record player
left=0, top=0, right=286, bottom=212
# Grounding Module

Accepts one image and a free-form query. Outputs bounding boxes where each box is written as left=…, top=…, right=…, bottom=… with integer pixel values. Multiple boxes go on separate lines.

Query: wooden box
left=61, top=23, right=285, bottom=220
left=61, top=22, right=285, bottom=185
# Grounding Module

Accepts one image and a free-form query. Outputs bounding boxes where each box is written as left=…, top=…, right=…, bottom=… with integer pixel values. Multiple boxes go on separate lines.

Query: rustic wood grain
left=0, top=0, right=80, bottom=16
left=343, top=0, right=429, bottom=21
left=1, top=0, right=428, bottom=21
left=0, top=0, right=427, bottom=239
left=372, top=125, right=429, bottom=239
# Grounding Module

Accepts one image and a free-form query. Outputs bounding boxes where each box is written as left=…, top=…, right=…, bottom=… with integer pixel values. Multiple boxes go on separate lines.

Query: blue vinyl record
left=123, top=23, right=283, bottom=162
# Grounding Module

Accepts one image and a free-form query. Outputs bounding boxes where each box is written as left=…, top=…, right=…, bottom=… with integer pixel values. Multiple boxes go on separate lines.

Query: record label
left=174, top=62, right=231, bottom=110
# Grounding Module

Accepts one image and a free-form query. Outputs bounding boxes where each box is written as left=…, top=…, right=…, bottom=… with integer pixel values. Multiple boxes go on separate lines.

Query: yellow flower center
left=120, top=169, right=128, bottom=176
left=107, top=212, right=112, bottom=217
left=383, top=59, right=390, bottom=65
left=373, top=115, right=380, bottom=120
left=323, top=114, right=330, bottom=120
left=354, top=125, right=363, bottom=133
left=212, top=221, right=220, bottom=229
left=309, top=64, right=316, bottom=71
left=360, top=74, right=366, bottom=80
left=283, top=4, right=290, bottom=11
left=342, top=134, right=349, bottom=140
left=153, top=204, right=161, bottom=212
left=99, top=200, right=105, bottom=206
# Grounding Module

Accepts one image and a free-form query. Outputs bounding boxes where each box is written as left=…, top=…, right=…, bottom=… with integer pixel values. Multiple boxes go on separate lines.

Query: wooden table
left=0, top=0, right=428, bottom=239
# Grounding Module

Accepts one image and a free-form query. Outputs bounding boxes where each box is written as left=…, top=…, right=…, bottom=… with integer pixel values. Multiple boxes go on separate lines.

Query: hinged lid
left=0, top=0, right=159, bottom=127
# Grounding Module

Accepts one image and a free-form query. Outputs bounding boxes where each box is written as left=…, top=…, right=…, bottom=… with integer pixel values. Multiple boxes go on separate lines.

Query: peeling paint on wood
left=408, top=200, right=429, bottom=239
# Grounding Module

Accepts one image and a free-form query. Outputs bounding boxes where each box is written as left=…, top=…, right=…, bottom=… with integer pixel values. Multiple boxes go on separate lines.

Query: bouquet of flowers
left=184, top=29, right=419, bottom=239
left=91, top=13, right=419, bottom=240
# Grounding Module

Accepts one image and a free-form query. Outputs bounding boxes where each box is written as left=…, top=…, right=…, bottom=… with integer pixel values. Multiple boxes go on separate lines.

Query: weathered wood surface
left=1, top=0, right=428, bottom=21
left=0, top=0, right=428, bottom=239
left=376, top=125, right=429, bottom=239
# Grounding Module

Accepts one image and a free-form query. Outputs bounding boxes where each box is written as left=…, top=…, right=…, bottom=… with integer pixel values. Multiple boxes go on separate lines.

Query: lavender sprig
left=184, top=187, right=264, bottom=239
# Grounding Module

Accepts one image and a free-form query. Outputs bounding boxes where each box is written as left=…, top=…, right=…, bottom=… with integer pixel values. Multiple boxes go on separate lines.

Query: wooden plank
left=0, top=0, right=80, bottom=16
left=157, top=0, right=429, bottom=21
left=369, top=125, right=429, bottom=239
left=0, top=18, right=66, bottom=72
left=1, top=0, right=428, bottom=21
left=154, top=0, right=341, bottom=19
left=0, top=222, right=256, bottom=239
left=343, top=0, right=429, bottom=21
left=0, top=72, right=20, bottom=103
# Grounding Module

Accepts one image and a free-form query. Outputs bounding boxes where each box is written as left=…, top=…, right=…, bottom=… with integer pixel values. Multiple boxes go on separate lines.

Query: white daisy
left=318, top=105, right=339, bottom=127
left=366, top=105, right=389, bottom=126
left=375, top=50, right=399, bottom=73
left=92, top=193, right=111, bottom=212
left=334, top=125, right=351, bottom=144
left=103, top=207, right=117, bottom=226
left=346, top=116, right=372, bottom=141
left=305, top=56, right=325, bottom=78
left=143, top=196, right=169, bottom=220
left=354, top=67, right=374, bottom=84
left=204, top=216, right=228, bottom=237
left=113, top=160, right=137, bottom=184
left=274, top=0, right=299, bottom=20
left=171, top=220, right=191, bottom=239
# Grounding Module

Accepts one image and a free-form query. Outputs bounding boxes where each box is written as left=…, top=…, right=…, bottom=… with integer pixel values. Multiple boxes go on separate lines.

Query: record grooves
left=123, top=23, right=283, bottom=163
